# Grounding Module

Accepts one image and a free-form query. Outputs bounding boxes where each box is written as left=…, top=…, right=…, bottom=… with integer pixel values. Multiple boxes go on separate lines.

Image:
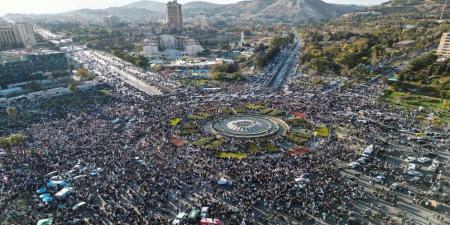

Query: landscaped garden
left=170, top=103, right=330, bottom=159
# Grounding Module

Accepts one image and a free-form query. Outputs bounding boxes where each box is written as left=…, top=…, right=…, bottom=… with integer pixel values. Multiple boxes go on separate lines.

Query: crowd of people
left=0, top=65, right=448, bottom=225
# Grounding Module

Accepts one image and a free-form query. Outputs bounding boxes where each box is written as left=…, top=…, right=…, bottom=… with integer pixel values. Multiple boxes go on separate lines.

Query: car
left=348, top=162, right=360, bottom=169
left=407, top=170, right=423, bottom=177
left=404, top=156, right=416, bottom=163
left=172, top=212, right=187, bottom=225
left=294, top=173, right=311, bottom=183
left=200, top=207, right=209, bottom=218
left=356, top=157, right=368, bottom=164
left=417, top=157, right=431, bottom=163
left=428, top=164, right=438, bottom=172
left=408, top=163, right=418, bottom=170
left=373, top=175, right=385, bottom=183
left=187, top=209, right=200, bottom=223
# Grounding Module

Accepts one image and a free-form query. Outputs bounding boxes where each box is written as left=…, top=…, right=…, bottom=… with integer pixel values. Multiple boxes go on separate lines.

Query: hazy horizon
left=0, top=0, right=390, bottom=16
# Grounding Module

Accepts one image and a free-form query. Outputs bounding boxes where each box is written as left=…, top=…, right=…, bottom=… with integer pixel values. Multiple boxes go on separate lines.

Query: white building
left=160, top=34, right=178, bottom=50
left=437, top=32, right=450, bottom=59
left=184, top=39, right=204, bottom=56
left=143, top=44, right=159, bottom=58
left=0, top=22, right=36, bottom=49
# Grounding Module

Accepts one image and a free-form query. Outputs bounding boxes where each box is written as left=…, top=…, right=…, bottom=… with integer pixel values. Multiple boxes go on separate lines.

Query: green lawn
left=383, top=91, right=450, bottom=123
left=315, top=127, right=330, bottom=138
left=205, top=139, right=225, bottom=149
left=215, top=152, right=248, bottom=159
left=245, top=103, right=266, bottom=110
left=168, top=118, right=182, bottom=126
left=192, top=137, right=215, bottom=146
left=187, top=112, right=210, bottom=120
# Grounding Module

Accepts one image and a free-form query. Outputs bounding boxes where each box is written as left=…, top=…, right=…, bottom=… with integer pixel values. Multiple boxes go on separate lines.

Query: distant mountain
left=216, top=0, right=362, bottom=21
left=122, top=0, right=166, bottom=12
left=122, top=0, right=223, bottom=15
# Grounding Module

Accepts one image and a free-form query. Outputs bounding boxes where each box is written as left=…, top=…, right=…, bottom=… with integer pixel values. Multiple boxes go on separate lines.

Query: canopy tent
left=47, top=180, right=69, bottom=188
left=55, top=187, right=74, bottom=199
left=37, top=218, right=53, bottom=225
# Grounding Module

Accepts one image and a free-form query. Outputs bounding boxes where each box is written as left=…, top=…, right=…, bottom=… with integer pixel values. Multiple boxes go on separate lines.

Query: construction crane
left=437, top=0, right=448, bottom=23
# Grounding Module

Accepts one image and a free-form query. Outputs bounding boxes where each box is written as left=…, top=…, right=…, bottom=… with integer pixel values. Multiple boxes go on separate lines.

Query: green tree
left=6, top=107, right=17, bottom=118
left=68, top=83, right=78, bottom=93
left=25, top=81, right=42, bottom=92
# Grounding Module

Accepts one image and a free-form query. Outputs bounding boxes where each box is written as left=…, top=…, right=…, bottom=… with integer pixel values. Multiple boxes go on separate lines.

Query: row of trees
left=211, top=63, right=243, bottom=81
left=111, top=49, right=149, bottom=69
left=0, top=133, right=26, bottom=150
left=255, top=33, right=295, bottom=68
left=300, top=17, right=449, bottom=77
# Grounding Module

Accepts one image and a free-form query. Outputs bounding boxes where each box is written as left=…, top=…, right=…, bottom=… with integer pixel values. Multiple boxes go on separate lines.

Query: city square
left=0, top=0, right=449, bottom=225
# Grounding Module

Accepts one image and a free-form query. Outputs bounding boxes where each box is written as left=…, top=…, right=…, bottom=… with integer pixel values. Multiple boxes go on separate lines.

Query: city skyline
left=0, top=0, right=390, bottom=16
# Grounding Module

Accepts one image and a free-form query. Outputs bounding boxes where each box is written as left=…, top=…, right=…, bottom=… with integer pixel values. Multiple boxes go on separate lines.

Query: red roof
left=291, top=112, right=306, bottom=119
left=170, top=136, right=184, bottom=147
left=288, top=147, right=311, bottom=156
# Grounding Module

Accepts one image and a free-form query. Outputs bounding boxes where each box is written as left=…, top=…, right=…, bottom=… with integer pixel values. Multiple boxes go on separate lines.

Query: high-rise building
left=15, top=23, right=37, bottom=48
left=0, top=25, right=21, bottom=48
left=437, top=32, right=450, bottom=59
left=0, top=22, right=36, bottom=49
left=103, top=16, right=121, bottom=28
left=167, top=0, right=183, bottom=32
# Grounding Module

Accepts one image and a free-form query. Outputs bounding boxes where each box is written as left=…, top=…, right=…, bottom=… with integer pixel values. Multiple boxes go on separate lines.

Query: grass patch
left=245, top=103, right=266, bottom=110
left=315, top=127, right=330, bottom=138
left=233, top=107, right=247, bottom=113
left=220, top=107, right=234, bottom=114
left=285, top=133, right=309, bottom=146
left=178, top=122, right=200, bottom=135
left=192, top=137, right=215, bottom=146
left=383, top=91, right=450, bottom=123
left=169, top=118, right=182, bottom=126
left=262, top=141, right=279, bottom=153
left=267, top=109, right=285, bottom=117
left=259, top=108, right=273, bottom=115
left=286, top=118, right=309, bottom=127
left=187, top=112, right=210, bottom=120
left=99, top=89, right=112, bottom=96
left=247, top=142, right=262, bottom=153
left=205, top=139, right=225, bottom=149
left=215, top=152, right=248, bottom=159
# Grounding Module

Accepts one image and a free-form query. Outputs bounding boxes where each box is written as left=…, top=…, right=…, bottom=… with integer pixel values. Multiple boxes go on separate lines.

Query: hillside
left=217, top=0, right=362, bottom=21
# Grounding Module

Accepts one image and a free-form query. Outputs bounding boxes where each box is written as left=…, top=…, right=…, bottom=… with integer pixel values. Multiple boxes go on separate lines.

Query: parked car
left=187, top=209, right=200, bottom=223
left=200, top=207, right=209, bottom=218
left=172, top=212, right=187, bottom=225
left=429, top=164, right=438, bottom=172
left=373, top=175, right=385, bottom=183
left=417, top=157, right=431, bottom=163
left=407, top=170, right=423, bottom=177
left=405, top=156, right=416, bottom=163
left=408, top=163, right=418, bottom=170
left=348, top=162, right=360, bottom=169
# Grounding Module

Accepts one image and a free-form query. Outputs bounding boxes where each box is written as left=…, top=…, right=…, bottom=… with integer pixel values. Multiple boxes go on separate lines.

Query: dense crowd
left=0, top=72, right=448, bottom=225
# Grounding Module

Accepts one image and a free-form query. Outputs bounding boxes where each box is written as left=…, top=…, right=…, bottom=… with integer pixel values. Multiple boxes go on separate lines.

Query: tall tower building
left=0, top=22, right=36, bottom=49
left=240, top=30, right=245, bottom=46
left=167, top=0, right=183, bottom=32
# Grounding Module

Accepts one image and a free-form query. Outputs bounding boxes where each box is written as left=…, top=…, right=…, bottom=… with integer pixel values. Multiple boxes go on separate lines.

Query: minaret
left=240, top=30, right=245, bottom=46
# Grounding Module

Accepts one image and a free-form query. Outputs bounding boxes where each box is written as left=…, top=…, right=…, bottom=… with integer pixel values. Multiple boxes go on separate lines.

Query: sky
left=0, top=0, right=390, bottom=16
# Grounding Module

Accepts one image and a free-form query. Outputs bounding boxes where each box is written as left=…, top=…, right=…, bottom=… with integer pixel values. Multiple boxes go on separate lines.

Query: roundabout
left=208, top=115, right=289, bottom=138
